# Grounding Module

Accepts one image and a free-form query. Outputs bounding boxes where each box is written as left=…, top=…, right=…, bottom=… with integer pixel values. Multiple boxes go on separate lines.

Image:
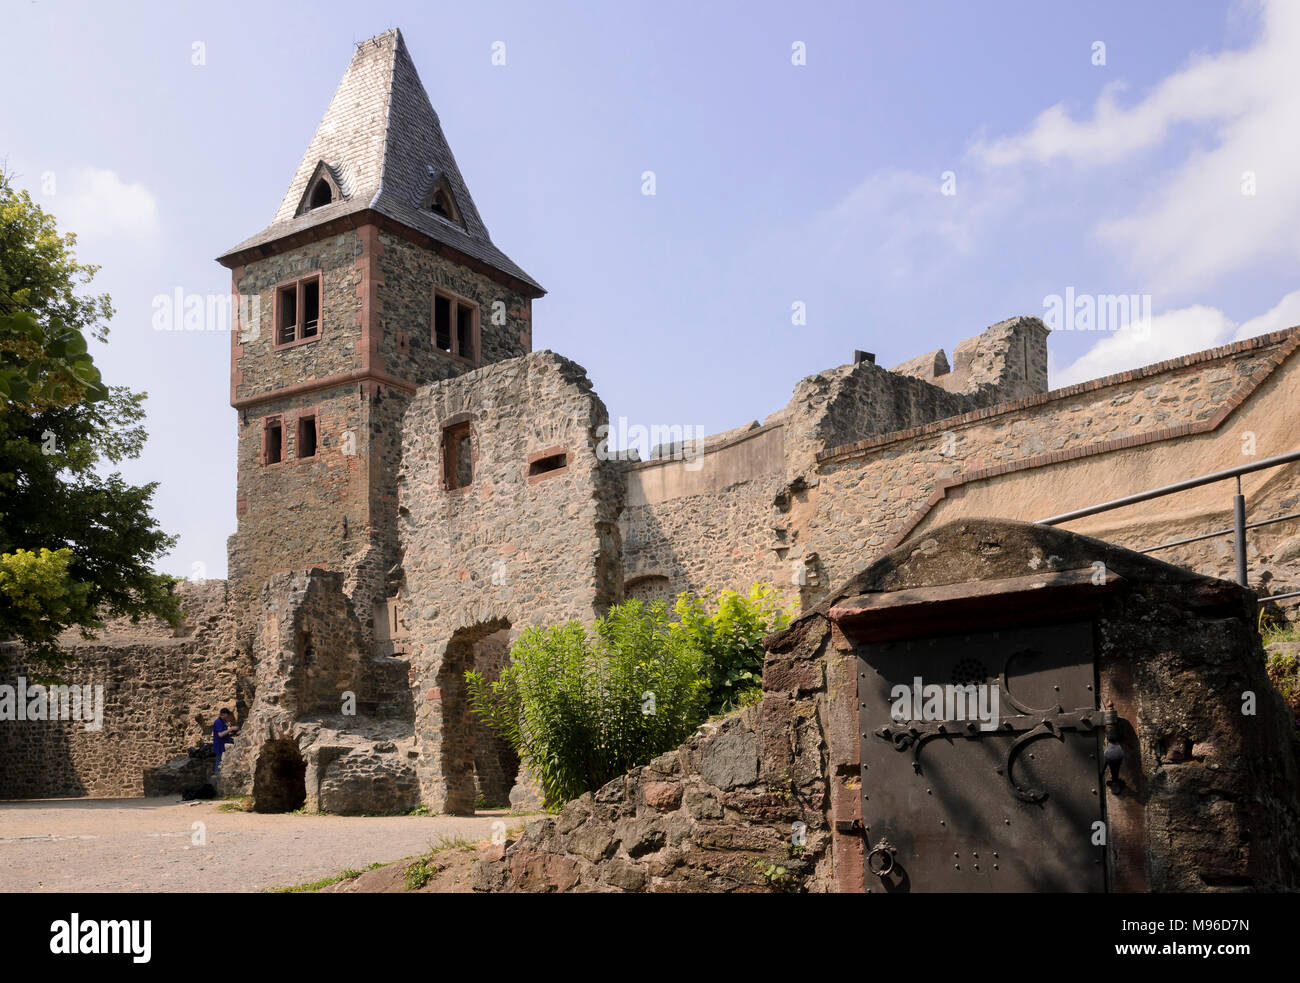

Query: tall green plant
left=466, top=599, right=708, bottom=809
left=674, top=584, right=796, bottom=714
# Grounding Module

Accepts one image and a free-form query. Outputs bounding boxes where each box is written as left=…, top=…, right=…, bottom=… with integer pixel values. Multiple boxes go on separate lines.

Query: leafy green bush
left=466, top=586, right=795, bottom=809
left=674, top=585, right=795, bottom=715
left=466, top=599, right=709, bottom=809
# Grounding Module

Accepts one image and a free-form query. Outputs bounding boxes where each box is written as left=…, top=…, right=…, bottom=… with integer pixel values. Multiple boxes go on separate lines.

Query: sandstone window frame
left=526, top=445, right=569, bottom=484
left=431, top=288, right=480, bottom=367
left=262, top=414, right=284, bottom=466
left=273, top=270, right=324, bottom=350
left=441, top=414, right=475, bottom=492
left=296, top=410, right=318, bottom=460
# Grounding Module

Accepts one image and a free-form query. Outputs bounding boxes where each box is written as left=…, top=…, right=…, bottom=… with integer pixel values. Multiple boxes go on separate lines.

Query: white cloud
left=1052, top=287, right=1300, bottom=388
left=1232, top=286, right=1300, bottom=340
left=1052, top=305, right=1233, bottom=387
left=801, top=167, right=1020, bottom=289
left=46, top=166, right=161, bottom=245
left=974, top=0, right=1300, bottom=294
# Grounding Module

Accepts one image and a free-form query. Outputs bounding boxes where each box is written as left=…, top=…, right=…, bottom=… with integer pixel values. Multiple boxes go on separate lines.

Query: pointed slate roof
left=218, top=29, right=543, bottom=295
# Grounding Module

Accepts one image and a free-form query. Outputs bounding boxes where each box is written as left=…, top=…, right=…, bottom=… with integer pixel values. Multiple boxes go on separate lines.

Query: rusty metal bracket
left=875, top=707, right=1102, bottom=802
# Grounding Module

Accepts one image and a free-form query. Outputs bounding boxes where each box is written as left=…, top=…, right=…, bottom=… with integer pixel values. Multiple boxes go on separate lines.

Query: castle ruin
left=4, top=30, right=1299, bottom=845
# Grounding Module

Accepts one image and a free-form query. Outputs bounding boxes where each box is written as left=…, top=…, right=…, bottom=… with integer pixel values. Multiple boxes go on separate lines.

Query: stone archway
left=435, top=618, right=511, bottom=815
left=252, top=739, right=307, bottom=813
left=470, top=628, right=520, bottom=807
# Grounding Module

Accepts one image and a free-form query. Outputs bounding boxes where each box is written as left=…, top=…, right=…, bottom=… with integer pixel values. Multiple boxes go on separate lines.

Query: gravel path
left=0, top=797, right=522, bottom=892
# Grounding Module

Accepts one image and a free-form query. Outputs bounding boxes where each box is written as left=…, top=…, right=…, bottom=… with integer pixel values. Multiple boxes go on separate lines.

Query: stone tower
left=217, top=28, right=545, bottom=652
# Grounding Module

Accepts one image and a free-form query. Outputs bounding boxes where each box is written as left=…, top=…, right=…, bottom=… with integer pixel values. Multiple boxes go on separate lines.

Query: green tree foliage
left=466, top=587, right=795, bottom=808
left=0, top=169, right=109, bottom=411
left=674, top=584, right=796, bottom=714
left=0, top=168, right=180, bottom=677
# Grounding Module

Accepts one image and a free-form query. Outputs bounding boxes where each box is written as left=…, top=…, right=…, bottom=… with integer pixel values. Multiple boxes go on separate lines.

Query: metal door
left=857, top=621, right=1106, bottom=892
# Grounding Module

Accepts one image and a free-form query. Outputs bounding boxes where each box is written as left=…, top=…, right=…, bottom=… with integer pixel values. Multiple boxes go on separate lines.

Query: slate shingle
left=218, top=28, right=543, bottom=294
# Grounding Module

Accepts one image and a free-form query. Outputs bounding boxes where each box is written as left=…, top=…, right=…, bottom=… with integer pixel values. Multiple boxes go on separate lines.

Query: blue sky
left=2, top=0, right=1297, bottom=578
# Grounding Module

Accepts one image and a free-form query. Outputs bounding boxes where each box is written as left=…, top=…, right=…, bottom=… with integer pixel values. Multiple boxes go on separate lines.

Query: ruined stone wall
left=0, top=581, right=239, bottom=799
left=621, top=425, right=787, bottom=605
left=617, top=318, right=1054, bottom=611
left=798, top=329, right=1300, bottom=605
left=398, top=351, right=625, bottom=812
left=212, top=568, right=420, bottom=815
left=477, top=520, right=1300, bottom=892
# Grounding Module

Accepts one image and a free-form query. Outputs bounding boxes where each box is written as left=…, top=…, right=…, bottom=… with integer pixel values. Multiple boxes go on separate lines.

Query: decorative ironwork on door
left=856, top=621, right=1107, bottom=892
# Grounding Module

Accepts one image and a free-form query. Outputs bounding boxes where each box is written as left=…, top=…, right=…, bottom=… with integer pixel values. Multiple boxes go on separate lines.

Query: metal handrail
left=1034, top=448, right=1300, bottom=597
left=1136, top=510, right=1300, bottom=555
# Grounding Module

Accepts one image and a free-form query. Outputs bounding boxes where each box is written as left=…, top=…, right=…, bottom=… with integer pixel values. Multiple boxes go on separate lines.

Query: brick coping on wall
left=817, top=326, right=1300, bottom=466
left=840, top=327, right=1300, bottom=552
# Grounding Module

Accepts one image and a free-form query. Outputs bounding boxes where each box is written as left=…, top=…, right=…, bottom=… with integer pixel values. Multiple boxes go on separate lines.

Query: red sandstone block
left=764, top=658, right=823, bottom=694
left=642, top=781, right=683, bottom=812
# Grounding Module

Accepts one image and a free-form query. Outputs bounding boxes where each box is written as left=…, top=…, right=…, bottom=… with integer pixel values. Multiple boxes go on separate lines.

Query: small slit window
left=277, top=286, right=296, bottom=345
left=443, top=422, right=473, bottom=490
left=529, top=453, right=567, bottom=478
left=302, top=279, right=319, bottom=338
left=275, top=274, right=323, bottom=348
left=298, top=416, right=317, bottom=459
left=432, top=291, right=477, bottom=364
left=434, top=294, right=451, bottom=352
left=264, top=416, right=283, bottom=465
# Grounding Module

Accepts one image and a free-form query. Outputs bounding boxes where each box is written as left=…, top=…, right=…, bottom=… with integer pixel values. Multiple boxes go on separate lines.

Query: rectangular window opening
left=298, top=416, right=317, bottom=459
left=528, top=453, right=567, bottom=478
left=277, top=285, right=297, bottom=345
left=265, top=418, right=283, bottom=465
left=301, top=279, right=319, bottom=338
left=456, top=305, right=474, bottom=360
left=434, top=294, right=452, bottom=352
left=443, top=422, right=473, bottom=490
left=275, top=274, right=322, bottom=347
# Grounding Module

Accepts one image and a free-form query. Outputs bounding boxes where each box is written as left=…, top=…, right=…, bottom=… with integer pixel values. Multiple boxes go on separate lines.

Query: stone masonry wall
left=376, top=232, right=532, bottom=380
left=617, top=317, right=1054, bottom=613
left=212, top=568, right=420, bottom=815
left=0, top=581, right=238, bottom=799
left=398, top=351, right=625, bottom=812
left=477, top=519, right=1300, bottom=892
left=621, top=464, right=784, bottom=603
left=230, top=385, right=370, bottom=621
left=232, top=233, right=363, bottom=400
left=797, top=329, right=1300, bottom=607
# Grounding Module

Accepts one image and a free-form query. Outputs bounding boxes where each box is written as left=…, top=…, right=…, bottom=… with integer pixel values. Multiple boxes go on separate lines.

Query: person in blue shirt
left=212, top=708, right=239, bottom=775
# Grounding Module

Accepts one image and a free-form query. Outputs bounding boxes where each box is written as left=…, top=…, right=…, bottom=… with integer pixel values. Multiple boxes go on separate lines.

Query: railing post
left=1233, top=476, right=1248, bottom=587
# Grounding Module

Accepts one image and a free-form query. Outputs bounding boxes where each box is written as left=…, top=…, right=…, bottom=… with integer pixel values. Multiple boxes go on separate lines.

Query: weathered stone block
left=698, top=728, right=759, bottom=791
left=567, top=823, right=617, bottom=863
left=642, top=781, right=683, bottom=812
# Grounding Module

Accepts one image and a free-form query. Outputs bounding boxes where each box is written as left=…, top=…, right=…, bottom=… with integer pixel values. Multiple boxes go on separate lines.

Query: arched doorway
left=252, top=739, right=307, bottom=813
left=436, top=618, right=511, bottom=815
